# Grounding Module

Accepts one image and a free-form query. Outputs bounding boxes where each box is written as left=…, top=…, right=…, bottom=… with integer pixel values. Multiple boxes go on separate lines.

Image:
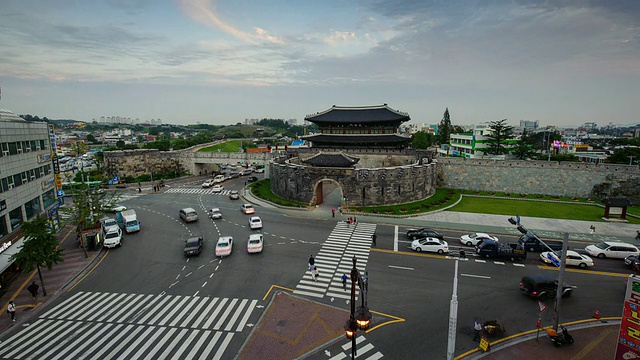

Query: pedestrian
left=590, top=225, right=596, bottom=234
left=473, top=319, right=483, bottom=341
left=308, top=255, right=315, bottom=269
left=353, top=217, right=357, bottom=224
left=312, top=266, right=319, bottom=282
left=636, top=230, right=640, bottom=241
left=371, top=234, right=377, bottom=247
left=7, top=301, right=16, bottom=322
left=332, top=208, right=336, bottom=218
left=137, top=187, right=141, bottom=193
left=341, top=273, right=348, bottom=290
left=27, top=281, right=39, bottom=301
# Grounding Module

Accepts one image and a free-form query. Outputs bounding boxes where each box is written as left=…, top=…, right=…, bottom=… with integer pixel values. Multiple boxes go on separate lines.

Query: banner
left=616, top=275, right=640, bottom=359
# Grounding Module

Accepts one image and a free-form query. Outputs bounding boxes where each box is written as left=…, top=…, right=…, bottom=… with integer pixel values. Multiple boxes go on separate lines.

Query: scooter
left=546, top=325, right=574, bottom=346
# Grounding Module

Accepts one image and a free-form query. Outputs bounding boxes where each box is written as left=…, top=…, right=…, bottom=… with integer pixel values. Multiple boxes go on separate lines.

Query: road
left=0, top=175, right=631, bottom=360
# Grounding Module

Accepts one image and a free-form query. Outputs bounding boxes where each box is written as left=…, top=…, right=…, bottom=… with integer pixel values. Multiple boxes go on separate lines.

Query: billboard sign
left=616, top=275, right=640, bottom=359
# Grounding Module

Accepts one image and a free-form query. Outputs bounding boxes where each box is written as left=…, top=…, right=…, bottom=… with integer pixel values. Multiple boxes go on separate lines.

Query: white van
left=213, top=175, right=226, bottom=183
left=179, top=208, right=198, bottom=223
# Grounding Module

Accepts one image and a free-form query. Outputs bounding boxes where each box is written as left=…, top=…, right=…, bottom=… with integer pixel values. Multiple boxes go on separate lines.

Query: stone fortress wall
left=437, top=158, right=640, bottom=202
left=103, top=148, right=640, bottom=204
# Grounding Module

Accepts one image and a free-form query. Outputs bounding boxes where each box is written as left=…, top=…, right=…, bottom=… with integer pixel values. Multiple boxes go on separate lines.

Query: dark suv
left=406, top=228, right=444, bottom=240
left=520, top=274, right=573, bottom=299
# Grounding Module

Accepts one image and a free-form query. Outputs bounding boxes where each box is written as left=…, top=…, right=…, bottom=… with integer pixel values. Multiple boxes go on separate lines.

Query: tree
left=607, top=147, right=640, bottom=164
left=86, top=133, right=97, bottom=144
left=512, top=129, right=538, bottom=160
left=437, top=108, right=452, bottom=145
left=9, top=215, right=64, bottom=296
left=485, top=119, right=515, bottom=155
left=412, top=131, right=435, bottom=150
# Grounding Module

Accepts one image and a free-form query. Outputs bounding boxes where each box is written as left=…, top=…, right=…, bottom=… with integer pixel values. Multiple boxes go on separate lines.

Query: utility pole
left=553, top=233, right=569, bottom=331
left=446, top=258, right=460, bottom=360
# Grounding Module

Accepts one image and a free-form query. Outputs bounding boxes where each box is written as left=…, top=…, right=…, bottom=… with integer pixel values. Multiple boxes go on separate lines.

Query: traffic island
left=237, top=291, right=349, bottom=360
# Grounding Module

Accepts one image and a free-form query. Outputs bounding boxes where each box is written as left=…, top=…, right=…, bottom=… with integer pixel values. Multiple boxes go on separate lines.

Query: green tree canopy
left=412, top=131, right=435, bottom=150
left=607, top=147, right=640, bottom=164
left=485, top=119, right=515, bottom=155
left=513, top=129, right=538, bottom=160
left=10, top=215, right=64, bottom=272
left=437, top=108, right=452, bottom=145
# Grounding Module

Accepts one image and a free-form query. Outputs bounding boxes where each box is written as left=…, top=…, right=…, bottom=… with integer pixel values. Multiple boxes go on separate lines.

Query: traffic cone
left=594, top=309, right=600, bottom=319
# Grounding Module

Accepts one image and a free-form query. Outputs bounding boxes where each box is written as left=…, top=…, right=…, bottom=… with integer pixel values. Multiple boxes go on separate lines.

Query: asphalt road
left=3, top=175, right=631, bottom=360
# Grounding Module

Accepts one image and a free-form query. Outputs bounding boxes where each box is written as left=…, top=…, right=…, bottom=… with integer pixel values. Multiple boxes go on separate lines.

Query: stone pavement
left=457, top=319, right=620, bottom=360
left=0, top=225, right=103, bottom=335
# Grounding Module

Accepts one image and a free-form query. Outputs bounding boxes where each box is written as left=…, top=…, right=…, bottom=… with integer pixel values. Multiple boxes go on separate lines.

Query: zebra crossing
left=294, top=222, right=376, bottom=300
left=329, top=336, right=383, bottom=360
left=0, top=291, right=260, bottom=360
left=165, top=187, right=233, bottom=196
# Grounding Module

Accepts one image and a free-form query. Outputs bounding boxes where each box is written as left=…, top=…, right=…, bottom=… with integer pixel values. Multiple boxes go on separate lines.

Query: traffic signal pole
left=553, top=232, right=569, bottom=332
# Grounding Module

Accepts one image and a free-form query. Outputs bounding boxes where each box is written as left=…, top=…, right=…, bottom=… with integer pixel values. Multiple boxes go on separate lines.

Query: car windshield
left=186, top=240, right=199, bottom=247
left=594, top=242, right=609, bottom=250
left=126, top=221, right=137, bottom=226
left=244, top=205, right=253, bottom=210
left=105, top=232, right=119, bottom=239
left=217, top=242, right=229, bottom=247
left=104, top=220, right=116, bottom=227
left=469, top=234, right=478, bottom=239
left=249, top=240, right=261, bottom=245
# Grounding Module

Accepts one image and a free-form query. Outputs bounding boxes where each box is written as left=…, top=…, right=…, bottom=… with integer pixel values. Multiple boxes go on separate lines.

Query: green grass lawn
left=198, top=140, right=247, bottom=152
left=451, top=197, right=640, bottom=224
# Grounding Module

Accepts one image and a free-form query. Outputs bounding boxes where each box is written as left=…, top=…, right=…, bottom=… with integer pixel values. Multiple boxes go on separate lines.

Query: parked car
left=406, top=228, right=444, bottom=240
left=212, top=185, right=224, bottom=193
left=247, top=176, right=259, bottom=183
left=103, top=204, right=127, bottom=213
left=247, top=234, right=264, bottom=254
left=184, top=237, right=203, bottom=257
left=540, top=250, right=594, bottom=268
left=240, top=169, right=252, bottom=176
left=254, top=168, right=265, bottom=173
left=216, top=236, right=234, bottom=257
left=100, top=217, right=118, bottom=230
left=519, top=233, right=563, bottom=252
left=585, top=241, right=640, bottom=259
left=460, top=233, right=498, bottom=246
left=202, top=179, right=215, bottom=188
left=229, top=190, right=240, bottom=200
left=411, top=237, right=449, bottom=254
left=209, top=208, right=222, bottom=220
left=241, top=204, right=255, bottom=214
left=475, top=239, right=527, bottom=261
left=520, top=274, right=574, bottom=299
left=249, top=216, right=263, bottom=230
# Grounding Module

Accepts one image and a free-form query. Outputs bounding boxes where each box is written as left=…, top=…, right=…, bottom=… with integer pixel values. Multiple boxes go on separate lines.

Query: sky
left=0, top=0, right=639, bottom=128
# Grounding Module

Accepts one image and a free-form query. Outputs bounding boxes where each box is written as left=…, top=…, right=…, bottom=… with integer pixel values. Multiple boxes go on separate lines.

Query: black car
left=520, top=274, right=573, bottom=299
left=184, top=237, right=203, bottom=257
left=625, top=255, right=640, bottom=274
left=406, top=228, right=444, bottom=240
left=247, top=176, right=258, bottom=183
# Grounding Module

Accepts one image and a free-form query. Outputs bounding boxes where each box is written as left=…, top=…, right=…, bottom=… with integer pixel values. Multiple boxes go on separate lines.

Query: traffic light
left=516, top=225, right=528, bottom=234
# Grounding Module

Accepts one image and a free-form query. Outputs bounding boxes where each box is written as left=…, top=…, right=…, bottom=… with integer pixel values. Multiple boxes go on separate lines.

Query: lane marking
left=537, top=265, right=630, bottom=277
left=461, top=273, right=490, bottom=279
left=388, top=265, right=414, bottom=271
left=394, top=226, right=398, bottom=252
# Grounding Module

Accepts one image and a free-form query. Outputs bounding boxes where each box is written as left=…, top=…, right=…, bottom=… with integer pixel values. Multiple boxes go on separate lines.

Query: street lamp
left=344, top=256, right=371, bottom=359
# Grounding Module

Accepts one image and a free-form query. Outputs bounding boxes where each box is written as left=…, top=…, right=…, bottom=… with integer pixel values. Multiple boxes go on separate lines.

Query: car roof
left=210, top=208, right=221, bottom=212
left=599, top=241, right=638, bottom=247
left=242, top=204, right=253, bottom=208
left=249, top=234, right=263, bottom=240
left=218, top=236, right=233, bottom=242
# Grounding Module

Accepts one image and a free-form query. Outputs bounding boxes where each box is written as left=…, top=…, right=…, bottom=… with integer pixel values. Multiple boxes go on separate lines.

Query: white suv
left=585, top=241, right=639, bottom=259
left=103, top=226, right=123, bottom=248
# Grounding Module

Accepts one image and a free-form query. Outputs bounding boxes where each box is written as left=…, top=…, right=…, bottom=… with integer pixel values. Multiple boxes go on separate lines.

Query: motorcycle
left=546, top=325, right=574, bottom=346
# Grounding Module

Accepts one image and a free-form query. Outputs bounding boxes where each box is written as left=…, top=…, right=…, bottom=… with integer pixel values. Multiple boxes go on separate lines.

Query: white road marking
left=388, top=265, right=413, bottom=271
left=202, top=282, right=207, bottom=287
left=513, top=263, right=526, bottom=267
left=461, top=273, right=491, bottom=279
left=494, top=261, right=505, bottom=265
left=475, top=260, right=487, bottom=263
left=394, top=226, right=398, bottom=252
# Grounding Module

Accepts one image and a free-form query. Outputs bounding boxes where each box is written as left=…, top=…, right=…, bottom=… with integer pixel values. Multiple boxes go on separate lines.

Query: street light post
left=344, top=256, right=372, bottom=359
left=446, top=258, right=459, bottom=360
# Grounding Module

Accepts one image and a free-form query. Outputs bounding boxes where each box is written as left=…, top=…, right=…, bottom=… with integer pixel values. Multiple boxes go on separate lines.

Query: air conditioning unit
left=17, top=149, right=23, bottom=154
left=2, top=150, right=8, bottom=157
left=8, top=184, right=14, bottom=190
left=22, top=178, right=27, bottom=184
left=30, top=175, right=36, bottom=181
left=26, top=148, right=32, bottom=152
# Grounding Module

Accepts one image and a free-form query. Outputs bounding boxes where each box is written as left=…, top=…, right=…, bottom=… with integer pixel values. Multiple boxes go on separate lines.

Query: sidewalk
left=0, top=225, right=103, bottom=335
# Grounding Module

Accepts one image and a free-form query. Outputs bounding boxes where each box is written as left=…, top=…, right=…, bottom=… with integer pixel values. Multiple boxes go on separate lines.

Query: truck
left=117, top=209, right=140, bottom=234
left=518, top=234, right=563, bottom=252
left=475, top=239, right=527, bottom=261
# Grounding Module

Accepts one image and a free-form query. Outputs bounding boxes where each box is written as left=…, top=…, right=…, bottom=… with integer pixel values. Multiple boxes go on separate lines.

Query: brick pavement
left=0, top=225, right=103, bottom=334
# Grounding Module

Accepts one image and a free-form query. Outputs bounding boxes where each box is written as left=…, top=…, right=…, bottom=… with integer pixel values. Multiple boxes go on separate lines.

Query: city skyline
left=1, top=1, right=639, bottom=128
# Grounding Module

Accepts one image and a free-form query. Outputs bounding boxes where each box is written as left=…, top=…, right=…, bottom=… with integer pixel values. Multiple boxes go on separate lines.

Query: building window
left=9, top=207, right=23, bottom=231
left=39, top=140, right=46, bottom=151
left=1, top=178, right=8, bottom=192
left=8, top=142, right=17, bottom=155
left=25, top=197, right=41, bottom=219
left=0, top=215, right=7, bottom=239
left=34, top=168, right=42, bottom=179
left=30, top=141, right=37, bottom=152
left=42, top=189, right=56, bottom=208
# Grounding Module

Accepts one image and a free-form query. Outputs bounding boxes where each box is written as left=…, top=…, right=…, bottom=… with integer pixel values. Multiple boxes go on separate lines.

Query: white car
left=103, top=226, right=123, bottom=248
left=211, top=185, right=224, bottom=193
left=209, top=208, right=222, bottom=220
left=241, top=204, right=255, bottom=214
left=585, top=241, right=640, bottom=259
left=202, top=179, right=215, bottom=188
left=247, top=234, right=264, bottom=254
left=411, top=237, right=449, bottom=254
left=249, top=216, right=262, bottom=230
left=215, top=236, right=234, bottom=257
left=460, top=233, right=499, bottom=246
left=540, top=250, right=594, bottom=268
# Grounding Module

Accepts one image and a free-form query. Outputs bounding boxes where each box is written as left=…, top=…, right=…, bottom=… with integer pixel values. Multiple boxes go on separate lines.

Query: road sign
left=538, top=300, right=547, bottom=312
left=547, top=252, right=561, bottom=268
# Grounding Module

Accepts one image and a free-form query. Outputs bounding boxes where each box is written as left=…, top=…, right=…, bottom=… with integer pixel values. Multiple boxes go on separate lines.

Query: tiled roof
left=0, top=109, right=26, bottom=122
left=305, top=104, right=410, bottom=124
left=301, top=152, right=360, bottom=167
left=302, top=134, right=412, bottom=144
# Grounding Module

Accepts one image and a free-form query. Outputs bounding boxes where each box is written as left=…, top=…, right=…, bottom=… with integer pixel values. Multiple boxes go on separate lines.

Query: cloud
left=324, top=31, right=359, bottom=46
left=178, top=0, right=284, bottom=45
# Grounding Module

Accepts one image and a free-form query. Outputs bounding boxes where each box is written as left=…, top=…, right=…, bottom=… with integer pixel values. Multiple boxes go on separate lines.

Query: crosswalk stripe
left=225, top=298, right=248, bottom=331
left=204, top=298, right=228, bottom=329
left=174, top=329, right=201, bottom=359
left=150, top=295, right=183, bottom=325
left=157, top=327, right=189, bottom=360
left=178, top=296, right=207, bottom=328
left=159, top=296, right=191, bottom=326
left=76, top=323, right=122, bottom=359
left=116, top=326, right=155, bottom=360
left=51, top=321, right=106, bottom=360
left=137, top=294, right=172, bottom=324
left=235, top=299, right=258, bottom=332
left=38, top=321, right=87, bottom=359
left=144, top=327, right=178, bottom=360
left=185, top=329, right=211, bottom=360
left=91, top=323, right=137, bottom=360
left=130, top=327, right=168, bottom=360
left=214, top=298, right=238, bottom=330
left=192, top=297, right=219, bottom=329
left=199, top=332, right=222, bottom=360
left=212, top=332, right=234, bottom=360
